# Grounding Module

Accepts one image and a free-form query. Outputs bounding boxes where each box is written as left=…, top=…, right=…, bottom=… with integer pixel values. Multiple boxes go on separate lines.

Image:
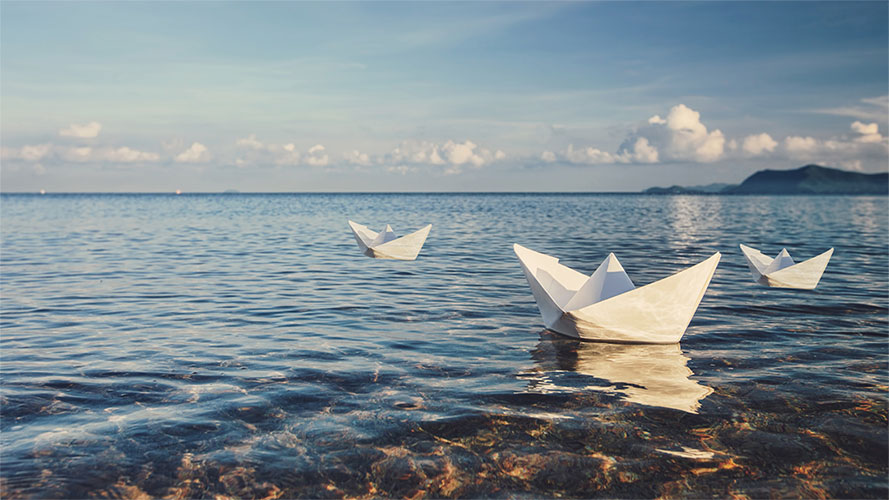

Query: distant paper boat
left=526, top=335, right=713, bottom=413
left=739, top=244, right=833, bottom=289
left=514, top=244, right=720, bottom=344
left=348, top=220, right=431, bottom=260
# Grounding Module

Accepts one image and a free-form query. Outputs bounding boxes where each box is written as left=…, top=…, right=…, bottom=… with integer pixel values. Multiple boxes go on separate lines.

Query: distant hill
left=644, top=183, right=735, bottom=194
left=725, top=164, right=887, bottom=194
left=645, top=165, right=888, bottom=195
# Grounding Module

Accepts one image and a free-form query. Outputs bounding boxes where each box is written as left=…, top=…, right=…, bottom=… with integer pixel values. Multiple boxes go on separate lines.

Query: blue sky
left=2, top=1, right=887, bottom=192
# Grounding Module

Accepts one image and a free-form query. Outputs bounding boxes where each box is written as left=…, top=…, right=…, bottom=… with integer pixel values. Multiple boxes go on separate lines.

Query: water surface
left=2, top=193, right=886, bottom=498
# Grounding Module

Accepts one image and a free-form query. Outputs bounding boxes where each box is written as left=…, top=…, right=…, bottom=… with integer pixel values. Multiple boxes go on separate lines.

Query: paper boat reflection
left=528, top=334, right=713, bottom=413
left=740, top=244, right=833, bottom=289
left=514, top=244, right=720, bottom=343
left=348, top=220, right=432, bottom=260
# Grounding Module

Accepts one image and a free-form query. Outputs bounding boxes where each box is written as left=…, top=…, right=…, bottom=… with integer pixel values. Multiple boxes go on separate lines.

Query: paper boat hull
left=515, top=244, right=720, bottom=344
left=740, top=244, right=833, bottom=289
left=348, top=221, right=431, bottom=261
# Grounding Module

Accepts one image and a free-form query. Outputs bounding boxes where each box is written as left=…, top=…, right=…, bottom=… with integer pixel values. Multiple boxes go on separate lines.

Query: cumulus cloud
left=626, top=104, right=726, bottom=162
left=304, top=144, right=329, bottom=166
left=20, top=144, right=54, bottom=161
left=780, top=122, right=888, bottom=166
left=63, top=146, right=93, bottom=162
left=104, top=147, right=160, bottom=163
left=62, top=146, right=161, bottom=163
left=236, top=134, right=265, bottom=150
left=541, top=103, right=887, bottom=170
left=385, top=139, right=505, bottom=174
left=235, top=135, right=332, bottom=167
left=175, top=142, right=210, bottom=163
left=4, top=142, right=161, bottom=165
left=548, top=104, right=727, bottom=166
left=741, top=133, right=778, bottom=157
left=2, top=144, right=54, bottom=162
left=274, top=144, right=301, bottom=165
left=344, top=149, right=372, bottom=166
left=59, top=121, right=102, bottom=138
left=851, top=121, right=882, bottom=143
left=783, top=136, right=819, bottom=157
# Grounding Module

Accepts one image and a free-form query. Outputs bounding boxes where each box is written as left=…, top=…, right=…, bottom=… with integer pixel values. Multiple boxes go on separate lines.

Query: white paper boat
left=526, top=337, right=713, bottom=413
left=739, top=244, right=833, bottom=289
left=514, top=244, right=720, bottom=344
left=348, top=220, right=431, bottom=260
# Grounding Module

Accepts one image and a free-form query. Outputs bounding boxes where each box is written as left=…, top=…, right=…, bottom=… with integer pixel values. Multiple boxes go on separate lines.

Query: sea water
left=1, top=193, right=886, bottom=498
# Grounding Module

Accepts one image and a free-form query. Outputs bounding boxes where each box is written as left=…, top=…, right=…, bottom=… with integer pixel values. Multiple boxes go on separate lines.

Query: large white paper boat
left=514, top=244, right=720, bottom=344
left=348, top=220, right=431, bottom=260
left=739, top=244, right=833, bottom=289
left=526, top=336, right=713, bottom=413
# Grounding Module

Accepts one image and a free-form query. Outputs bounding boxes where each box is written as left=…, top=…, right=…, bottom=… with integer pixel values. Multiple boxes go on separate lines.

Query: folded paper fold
left=349, top=220, right=431, bottom=260
left=739, top=244, right=832, bottom=289
left=514, top=244, right=720, bottom=344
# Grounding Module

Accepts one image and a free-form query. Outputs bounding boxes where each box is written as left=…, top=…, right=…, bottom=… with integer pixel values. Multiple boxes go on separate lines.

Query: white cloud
left=564, top=144, right=619, bottom=164
left=646, top=103, right=726, bottom=162
left=557, top=103, right=726, bottom=165
left=344, top=149, right=372, bottom=166
left=814, top=95, right=889, bottom=122
left=61, top=145, right=159, bottom=163
left=384, top=139, right=504, bottom=174
left=59, top=121, right=102, bottom=138
left=781, top=122, right=888, bottom=164
left=783, top=136, right=819, bottom=156
left=236, top=134, right=265, bottom=150
left=5, top=142, right=161, bottom=165
left=274, top=145, right=301, bottom=166
left=175, top=142, right=210, bottom=163
left=104, top=147, right=160, bottom=163
left=235, top=135, right=326, bottom=166
left=741, top=133, right=778, bottom=157
left=20, top=144, right=53, bottom=161
left=621, top=137, right=659, bottom=163
left=305, top=144, right=329, bottom=166
left=851, top=121, right=882, bottom=143
left=63, top=146, right=93, bottom=162
left=542, top=103, right=887, bottom=170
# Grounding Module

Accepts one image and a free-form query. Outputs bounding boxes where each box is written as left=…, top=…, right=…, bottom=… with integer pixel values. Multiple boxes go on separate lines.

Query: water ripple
left=1, top=193, right=886, bottom=498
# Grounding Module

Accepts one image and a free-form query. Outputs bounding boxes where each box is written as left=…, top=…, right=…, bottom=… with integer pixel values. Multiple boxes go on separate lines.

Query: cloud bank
left=59, top=121, right=102, bottom=138
left=542, top=103, right=888, bottom=170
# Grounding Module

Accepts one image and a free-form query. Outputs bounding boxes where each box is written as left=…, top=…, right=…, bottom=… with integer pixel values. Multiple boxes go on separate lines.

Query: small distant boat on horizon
left=739, top=244, right=833, bottom=289
left=348, top=220, right=432, bottom=261
left=514, top=244, right=720, bottom=344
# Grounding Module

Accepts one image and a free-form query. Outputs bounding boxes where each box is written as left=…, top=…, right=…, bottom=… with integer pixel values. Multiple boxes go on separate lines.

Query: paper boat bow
left=739, top=244, right=833, bottom=289
left=514, top=244, right=720, bottom=344
left=348, top=220, right=431, bottom=260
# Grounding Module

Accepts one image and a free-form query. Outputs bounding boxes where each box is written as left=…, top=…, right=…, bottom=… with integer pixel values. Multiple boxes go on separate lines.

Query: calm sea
left=1, top=193, right=886, bottom=498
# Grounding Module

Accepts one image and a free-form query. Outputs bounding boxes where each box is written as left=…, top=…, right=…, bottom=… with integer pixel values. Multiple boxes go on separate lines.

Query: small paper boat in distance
left=739, top=244, right=833, bottom=289
left=348, top=220, right=431, bottom=261
left=514, top=244, right=720, bottom=344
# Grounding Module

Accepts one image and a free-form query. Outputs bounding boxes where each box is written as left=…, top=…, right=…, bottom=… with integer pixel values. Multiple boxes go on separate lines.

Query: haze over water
left=1, top=193, right=886, bottom=498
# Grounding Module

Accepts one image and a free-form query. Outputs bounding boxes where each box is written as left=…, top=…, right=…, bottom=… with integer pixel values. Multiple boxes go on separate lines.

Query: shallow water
left=1, top=193, right=886, bottom=498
